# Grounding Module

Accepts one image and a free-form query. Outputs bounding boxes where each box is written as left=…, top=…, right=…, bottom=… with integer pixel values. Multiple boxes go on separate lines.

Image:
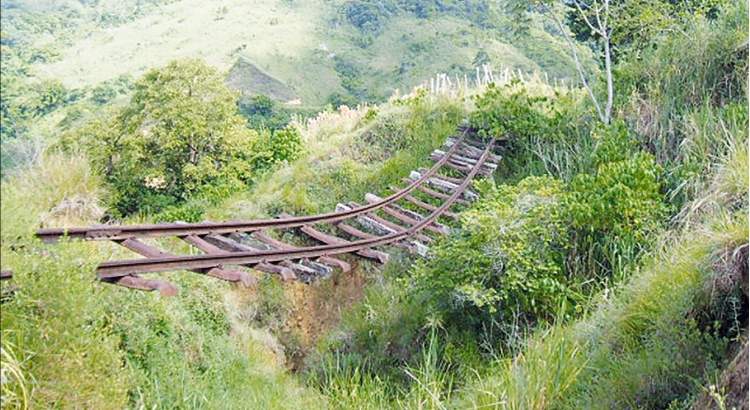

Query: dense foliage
left=60, top=59, right=302, bottom=217
left=0, top=0, right=747, bottom=409
left=413, top=176, right=572, bottom=324
left=339, top=0, right=500, bottom=31
left=565, top=0, right=724, bottom=58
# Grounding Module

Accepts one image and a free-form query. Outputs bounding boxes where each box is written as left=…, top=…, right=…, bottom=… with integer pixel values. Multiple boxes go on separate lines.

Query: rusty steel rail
left=96, top=137, right=497, bottom=278
left=37, top=127, right=501, bottom=295
left=36, top=128, right=473, bottom=243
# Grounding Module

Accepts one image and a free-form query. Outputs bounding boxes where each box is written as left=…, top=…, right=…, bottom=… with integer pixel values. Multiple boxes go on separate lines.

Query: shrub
left=470, top=82, right=552, bottom=143
left=455, top=176, right=747, bottom=410
left=61, top=59, right=263, bottom=216
left=412, top=176, right=572, bottom=331
left=470, top=82, right=594, bottom=180
left=567, top=122, right=666, bottom=280
left=154, top=203, right=205, bottom=223
left=267, top=125, right=304, bottom=165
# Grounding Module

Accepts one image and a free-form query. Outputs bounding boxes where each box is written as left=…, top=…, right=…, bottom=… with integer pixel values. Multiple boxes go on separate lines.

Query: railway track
left=36, top=126, right=502, bottom=296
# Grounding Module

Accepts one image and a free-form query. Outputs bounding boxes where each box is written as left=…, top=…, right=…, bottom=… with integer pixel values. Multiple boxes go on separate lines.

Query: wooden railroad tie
left=34, top=128, right=502, bottom=295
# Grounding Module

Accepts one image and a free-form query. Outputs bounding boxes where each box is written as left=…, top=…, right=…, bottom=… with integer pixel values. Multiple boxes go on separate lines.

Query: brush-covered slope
left=3, top=0, right=588, bottom=108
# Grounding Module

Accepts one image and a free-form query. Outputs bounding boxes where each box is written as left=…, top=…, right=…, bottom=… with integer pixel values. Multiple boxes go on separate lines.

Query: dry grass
left=1, top=153, right=106, bottom=239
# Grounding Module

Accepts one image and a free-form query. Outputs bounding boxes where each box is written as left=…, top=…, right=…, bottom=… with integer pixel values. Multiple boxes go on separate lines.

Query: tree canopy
left=63, top=59, right=261, bottom=216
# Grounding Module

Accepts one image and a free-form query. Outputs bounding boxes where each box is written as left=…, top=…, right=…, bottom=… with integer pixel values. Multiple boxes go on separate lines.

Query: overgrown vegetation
left=301, top=1, right=748, bottom=409
left=0, top=0, right=747, bottom=408
left=57, top=59, right=303, bottom=218
left=0, top=153, right=322, bottom=409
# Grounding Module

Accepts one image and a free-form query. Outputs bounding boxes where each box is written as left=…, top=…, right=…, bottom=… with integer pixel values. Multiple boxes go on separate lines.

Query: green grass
left=309, top=327, right=459, bottom=410
left=0, top=153, right=325, bottom=409
left=451, top=142, right=748, bottom=409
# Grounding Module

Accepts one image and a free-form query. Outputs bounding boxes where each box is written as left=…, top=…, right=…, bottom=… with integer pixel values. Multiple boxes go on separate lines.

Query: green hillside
left=1, top=0, right=747, bottom=408
left=3, top=0, right=588, bottom=103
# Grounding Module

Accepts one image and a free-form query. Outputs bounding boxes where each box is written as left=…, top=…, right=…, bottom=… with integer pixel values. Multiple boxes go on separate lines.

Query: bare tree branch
left=572, top=0, right=603, bottom=36
left=539, top=0, right=607, bottom=123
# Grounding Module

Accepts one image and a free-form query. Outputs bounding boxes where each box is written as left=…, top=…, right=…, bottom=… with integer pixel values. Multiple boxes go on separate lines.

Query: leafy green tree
left=27, top=79, right=69, bottom=116
left=64, top=59, right=261, bottom=216
left=1, top=75, right=70, bottom=144
left=246, top=94, right=275, bottom=117
left=512, top=0, right=725, bottom=124
left=343, top=0, right=392, bottom=31
left=332, top=56, right=373, bottom=101
left=566, top=0, right=722, bottom=55
left=0, top=73, right=27, bottom=144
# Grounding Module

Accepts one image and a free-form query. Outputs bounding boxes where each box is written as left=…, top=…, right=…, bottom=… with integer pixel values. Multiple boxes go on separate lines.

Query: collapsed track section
left=37, top=127, right=502, bottom=296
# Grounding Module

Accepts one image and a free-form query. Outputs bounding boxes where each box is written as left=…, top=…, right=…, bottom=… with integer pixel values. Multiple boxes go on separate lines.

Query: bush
left=61, top=59, right=263, bottom=216
left=471, top=82, right=552, bottom=143
left=567, top=122, right=667, bottom=280
left=267, top=125, right=304, bottom=164
left=326, top=92, right=360, bottom=110
left=412, top=176, right=572, bottom=329
left=470, top=82, right=595, bottom=181
left=154, top=203, right=205, bottom=223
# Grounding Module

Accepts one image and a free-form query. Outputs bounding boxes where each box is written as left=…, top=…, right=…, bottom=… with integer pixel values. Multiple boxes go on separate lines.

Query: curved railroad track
left=36, top=126, right=502, bottom=296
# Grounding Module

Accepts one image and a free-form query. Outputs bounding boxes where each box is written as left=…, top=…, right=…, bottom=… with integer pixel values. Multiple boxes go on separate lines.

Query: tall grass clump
left=309, top=326, right=458, bottom=410
left=0, top=156, right=324, bottom=409
left=0, top=336, right=35, bottom=409
left=455, top=326, right=588, bottom=410
left=304, top=266, right=433, bottom=385
left=1, top=153, right=105, bottom=238
left=453, top=138, right=748, bottom=409
left=618, top=0, right=748, bottom=207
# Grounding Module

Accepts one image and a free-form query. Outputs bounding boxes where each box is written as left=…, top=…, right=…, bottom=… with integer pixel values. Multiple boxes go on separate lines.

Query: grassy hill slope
left=30, top=0, right=324, bottom=91
left=9, top=0, right=588, bottom=107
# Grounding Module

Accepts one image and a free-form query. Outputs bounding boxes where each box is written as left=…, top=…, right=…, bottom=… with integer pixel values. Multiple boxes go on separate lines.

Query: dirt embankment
left=690, top=243, right=749, bottom=410
left=281, top=258, right=371, bottom=371
left=689, top=341, right=748, bottom=410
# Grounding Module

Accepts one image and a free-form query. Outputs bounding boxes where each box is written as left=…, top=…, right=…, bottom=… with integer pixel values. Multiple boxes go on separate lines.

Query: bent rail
left=37, top=127, right=500, bottom=295
left=37, top=130, right=472, bottom=242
